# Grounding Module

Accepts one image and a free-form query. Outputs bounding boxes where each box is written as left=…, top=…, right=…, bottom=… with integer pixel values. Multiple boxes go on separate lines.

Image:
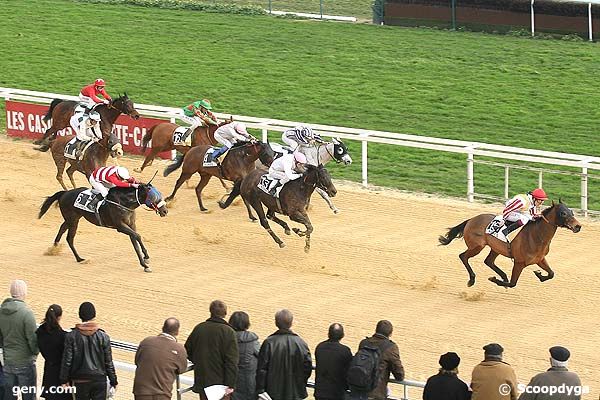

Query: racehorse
left=438, top=200, right=582, bottom=288
left=237, top=164, right=336, bottom=252
left=40, top=131, right=123, bottom=190
left=164, top=141, right=275, bottom=212
left=34, top=93, right=140, bottom=145
left=135, top=118, right=232, bottom=173
left=38, top=183, right=168, bottom=272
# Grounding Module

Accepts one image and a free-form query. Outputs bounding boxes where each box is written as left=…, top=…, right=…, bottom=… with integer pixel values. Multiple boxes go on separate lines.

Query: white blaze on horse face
left=112, top=143, right=124, bottom=157
left=341, top=154, right=352, bottom=165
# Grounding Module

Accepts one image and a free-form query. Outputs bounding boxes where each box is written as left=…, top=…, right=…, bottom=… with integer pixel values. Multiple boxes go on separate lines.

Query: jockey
left=89, top=166, right=140, bottom=199
left=281, top=125, right=324, bottom=151
left=69, top=111, right=103, bottom=158
left=210, top=122, right=256, bottom=161
left=499, top=188, right=548, bottom=240
left=180, top=99, right=219, bottom=142
left=267, top=151, right=307, bottom=195
left=79, top=78, right=112, bottom=109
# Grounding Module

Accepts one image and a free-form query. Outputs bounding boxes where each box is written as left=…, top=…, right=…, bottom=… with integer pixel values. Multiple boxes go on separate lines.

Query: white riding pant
left=78, top=94, right=97, bottom=108
left=268, top=170, right=291, bottom=185
left=213, top=132, right=235, bottom=148
left=89, top=176, right=111, bottom=198
left=179, top=114, right=203, bottom=130
left=504, top=211, right=531, bottom=225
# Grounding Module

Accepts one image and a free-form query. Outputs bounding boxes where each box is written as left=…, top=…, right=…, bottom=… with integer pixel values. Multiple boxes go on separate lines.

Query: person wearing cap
left=423, top=352, right=471, bottom=400
left=79, top=78, right=112, bottom=108
left=282, top=125, right=324, bottom=151
left=60, top=302, right=118, bottom=400
left=498, top=188, right=548, bottom=241
left=209, top=121, right=257, bottom=162
left=518, top=346, right=582, bottom=400
left=266, top=151, right=308, bottom=196
left=179, top=99, right=219, bottom=142
left=69, top=110, right=103, bottom=159
left=0, top=280, right=39, bottom=400
left=471, top=343, right=517, bottom=400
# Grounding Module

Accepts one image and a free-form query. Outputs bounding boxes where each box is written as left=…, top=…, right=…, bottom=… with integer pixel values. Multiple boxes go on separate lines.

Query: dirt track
left=0, top=137, right=598, bottom=399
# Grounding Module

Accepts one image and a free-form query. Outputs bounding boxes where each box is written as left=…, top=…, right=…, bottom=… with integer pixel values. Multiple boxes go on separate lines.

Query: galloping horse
left=237, top=164, right=337, bottom=252
left=164, top=141, right=275, bottom=212
left=135, top=118, right=232, bottom=173
left=438, top=201, right=582, bottom=288
left=35, top=93, right=140, bottom=145
left=38, top=183, right=168, bottom=272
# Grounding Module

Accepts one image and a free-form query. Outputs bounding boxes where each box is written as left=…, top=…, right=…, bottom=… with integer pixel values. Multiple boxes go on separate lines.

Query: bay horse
left=164, top=141, right=275, bottom=212
left=135, top=118, right=232, bottom=173
left=236, top=164, right=336, bottom=252
left=38, top=183, right=168, bottom=272
left=34, top=93, right=140, bottom=145
left=438, top=201, right=582, bottom=288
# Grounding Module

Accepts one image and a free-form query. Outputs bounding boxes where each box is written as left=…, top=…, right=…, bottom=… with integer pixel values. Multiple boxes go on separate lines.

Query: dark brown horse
left=34, top=93, right=140, bottom=145
left=135, top=118, right=232, bottom=173
left=438, top=201, right=582, bottom=288
left=38, top=183, right=168, bottom=272
left=235, top=164, right=337, bottom=252
left=164, top=141, right=275, bottom=211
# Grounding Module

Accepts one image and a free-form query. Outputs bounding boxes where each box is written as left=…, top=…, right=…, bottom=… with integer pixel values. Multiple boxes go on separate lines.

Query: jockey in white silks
left=498, top=187, right=548, bottom=241
left=267, top=151, right=307, bottom=195
left=210, top=121, right=256, bottom=161
left=69, top=112, right=103, bottom=158
left=281, top=125, right=324, bottom=151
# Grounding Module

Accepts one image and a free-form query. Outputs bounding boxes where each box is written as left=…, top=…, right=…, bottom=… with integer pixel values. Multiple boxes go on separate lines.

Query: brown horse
left=135, top=118, right=232, bottom=173
left=235, top=164, right=337, bottom=252
left=438, top=201, right=582, bottom=288
left=34, top=93, right=140, bottom=145
left=164, top=141, right=275, bottom=211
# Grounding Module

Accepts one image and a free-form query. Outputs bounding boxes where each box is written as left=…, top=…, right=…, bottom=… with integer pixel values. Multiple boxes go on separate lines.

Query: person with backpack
left=347, top=320, right=405, bottom=400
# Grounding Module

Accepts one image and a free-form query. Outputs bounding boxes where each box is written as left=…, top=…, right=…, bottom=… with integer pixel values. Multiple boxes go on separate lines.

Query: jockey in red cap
left=89, top=166, right=140, bottom=198
left=79, top=78, right=112, bottom=108
left=499, top=188, right=548, bottom=240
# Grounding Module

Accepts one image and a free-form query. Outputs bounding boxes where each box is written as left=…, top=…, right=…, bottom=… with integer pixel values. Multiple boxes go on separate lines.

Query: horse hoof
left=285, top=229, right=291, bottom=235
left=78, top=259, right=90, bottom=265
left=144, top=256, right=150, bottom=261
left=165, top=196, right=173, bottom=202
left=278, top=242, right=286, bottom=248
left=467, top=279, right=475, bottom=287
left=200, top=208, right=208, bottom=212
left=333, top=208, right=340, bottom=214
left=134, top=168, right=142, bottom=173
left=249, top=218, right=257, bottom=223
left=304, top=246, right=310, bottom=253
left=144, top=267, right=152, bottom=273
left=218, top=201, right=227, bottom=209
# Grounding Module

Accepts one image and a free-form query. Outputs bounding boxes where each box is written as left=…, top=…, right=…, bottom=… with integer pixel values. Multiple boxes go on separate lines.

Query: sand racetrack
left=0, top=136, right=598, bottom=398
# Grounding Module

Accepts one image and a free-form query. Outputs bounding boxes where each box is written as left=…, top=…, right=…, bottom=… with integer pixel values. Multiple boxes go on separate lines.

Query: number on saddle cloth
left=202, top=148, right=219, bottom=167
left=172, top=126, right=192, bottom=146
left=257, top=175, right=281, bottom=197
left=74, top=189, right=103, bottom=213
left=485, top=216, right=505, bottom=237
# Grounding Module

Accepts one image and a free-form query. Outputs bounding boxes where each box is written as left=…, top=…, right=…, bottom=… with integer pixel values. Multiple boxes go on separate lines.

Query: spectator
left=0, top=280, right=38, bottom=400
left=256, top=309, right=312, bottom=400
left=133, top=318, right=188, bottom=400
left=354, top=320, right=405, bottom=400
left=185, top=300, right=238, bottom=400
left=423, top=352, right=471, bottom=400
left=60, top=302, right=118, bottom=400
left=518, top=346, right=582, bottom=400
left=229, top=311, right=260, bottom=400
left=314, top=323, right=352, bottom=400
left=471, top=343, right=517, bottom=400
left=36, top=304, right=70, bottom=400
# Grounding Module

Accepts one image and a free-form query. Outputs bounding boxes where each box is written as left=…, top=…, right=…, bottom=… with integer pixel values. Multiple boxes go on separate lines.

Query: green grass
left=1, top=0, right=600, bottom=209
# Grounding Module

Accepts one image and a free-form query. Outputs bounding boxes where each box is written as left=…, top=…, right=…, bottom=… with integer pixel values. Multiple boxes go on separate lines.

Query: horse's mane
left=528, top=203, right=555, bottom=226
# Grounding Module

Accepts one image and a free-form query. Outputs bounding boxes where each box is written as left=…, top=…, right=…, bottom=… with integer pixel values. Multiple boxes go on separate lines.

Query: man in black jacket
left=423, top=352, right=471, bottom=400
left=256, top=309, right=312, bottom=400
left=59, top=302, right=118, bottom=400
left=314, top=323, right=353, bottom=400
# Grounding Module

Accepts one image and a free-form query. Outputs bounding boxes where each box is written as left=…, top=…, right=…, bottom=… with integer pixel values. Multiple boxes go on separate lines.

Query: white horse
left=270, top=138, right=352, bottom=213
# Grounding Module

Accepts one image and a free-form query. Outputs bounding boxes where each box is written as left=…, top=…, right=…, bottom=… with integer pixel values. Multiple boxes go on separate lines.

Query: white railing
left=110, top=339, right=424, bottom=400
left=2, top=86, right=599, bottom=215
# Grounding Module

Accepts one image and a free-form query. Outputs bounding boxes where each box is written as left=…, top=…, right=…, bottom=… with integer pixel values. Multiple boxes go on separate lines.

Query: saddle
left=64, top=138, right=94, bottom=160
left=485, top=216, right=508, bottom=242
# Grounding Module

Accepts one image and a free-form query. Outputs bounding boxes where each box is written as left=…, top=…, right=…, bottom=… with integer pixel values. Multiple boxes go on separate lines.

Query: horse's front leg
left=490, top=261, right=524, bottom=288
left=315, top=187, right=339, bottom=214
left=128, top=220, right=149, bottom=261
left=66, top=163, right=78, bottom=189
left=288, top=211, right=313, bottom=253
left=534, top=257, right=554, bottom=282
left=116, top=223, right=151, bottom=272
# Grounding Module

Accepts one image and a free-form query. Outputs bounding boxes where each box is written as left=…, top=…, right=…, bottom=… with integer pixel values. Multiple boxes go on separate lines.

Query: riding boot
left=501, top=221, right=523, bottom=239
left=75, top=140, right=88, bottom=160
left=180, top=128, right=193, bottom=143
left=210, top=147, right=226, bottom=162
left=269, top=182, right=282, bottom=196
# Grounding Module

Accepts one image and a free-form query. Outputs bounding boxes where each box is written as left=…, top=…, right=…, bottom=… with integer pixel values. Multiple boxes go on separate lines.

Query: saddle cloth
left=64, top=138, right=94, bottom=160
left=257, top=174, right=283, bottom=198
left=74, top=189, right=102, bottom=213
left=485, top=215, right=507, bottom=242
left=202, top=147, right=230, bottom=167
left=74, top=104, right=92, bottom=119
left=172, top=126, right=193, bottom=146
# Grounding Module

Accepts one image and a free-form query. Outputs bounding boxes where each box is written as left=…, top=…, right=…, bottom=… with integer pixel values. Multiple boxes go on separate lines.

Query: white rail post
left=589, top=2, right=593, bottom=42
left=538, top=170, right=543, bottom=188
left=504, top=166, right=510, bottom=199
left=262, top=128, right=268, bottom=143
left=467, top=150, right=474, bottom=202
left=170, top=117, right=177, bottom=160
left=361, top=136, right=368, bottom=187
left=581, top=166, right=588, bottom=217
left=531, top=0, right=535, bottom=37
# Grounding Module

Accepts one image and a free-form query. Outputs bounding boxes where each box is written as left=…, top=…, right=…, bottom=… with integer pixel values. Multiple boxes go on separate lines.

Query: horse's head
left=139, top=183, right=168, bottom=217
left=304, top=164, right=337, bottom=198
left=258, top=141, right=275, bottom=166
left=107, top=132, right=123, bottom=158
left=110, top=93, right=140, bottom=120
left=548, top=200, right=581, bottom=233
left=331, top=137, right=352, bottom=165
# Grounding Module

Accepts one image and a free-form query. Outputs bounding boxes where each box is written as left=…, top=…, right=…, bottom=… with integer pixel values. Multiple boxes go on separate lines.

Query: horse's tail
left=141, top=125, right=156, bottom=153
left=39, top=191, right=65, bottom=218
left=163, top=154, right=184, bottom=177
left=43, top=99, right=63, bottom=121
left=438, top=219, right=469, bottom=245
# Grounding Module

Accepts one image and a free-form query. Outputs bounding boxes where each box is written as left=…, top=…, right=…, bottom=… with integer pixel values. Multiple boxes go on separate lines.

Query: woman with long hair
left=36, top=304, right=70, bottom=400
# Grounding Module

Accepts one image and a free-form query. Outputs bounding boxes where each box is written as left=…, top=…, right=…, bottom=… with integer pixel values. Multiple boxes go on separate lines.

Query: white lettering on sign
left=27, top=114, right=52, bottom=134
left=7, top=111, right=25, bottom=131
left=133, top=127, right=145, bottom=147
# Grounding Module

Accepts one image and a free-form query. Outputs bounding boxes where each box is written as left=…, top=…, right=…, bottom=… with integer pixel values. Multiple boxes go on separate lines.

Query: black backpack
left=347, top=339, right=393, bottom=392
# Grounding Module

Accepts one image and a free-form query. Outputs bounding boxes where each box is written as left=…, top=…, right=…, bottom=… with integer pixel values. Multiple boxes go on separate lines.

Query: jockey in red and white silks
left=79, top=78, right=112, bottom=108
left=281, top=125, right=324, bottom=150
left=499, top=188, right=548, bottom=240
left=89, top=166, right=139, bottom=198
left=210, top=122, right=256, bottom=160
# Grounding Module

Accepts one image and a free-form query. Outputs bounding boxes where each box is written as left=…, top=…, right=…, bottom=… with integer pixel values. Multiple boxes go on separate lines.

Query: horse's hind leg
left=65, top=219, right=85, bottom=262
left=267, top=210, right=291, bottom=235
left=315, top=187, right=339, bottom=214
left=135, top=149, right=158, bottom=173
left=66, top=164, right=78, bottom=189
left=194, top=174, right=212, bottom=212
left=534, top=257, right=554, bottom=282
left=54, top=156, right=69, bottom=191
left=165, top=170, right=194, bottom=202
left=243, top=198, right=257, bottom=222
left=53, top=222, right=69, bottom=245
left=491, top=262, right=525, bottom=288
left=459, top=245, right=484, bottom=287
left=483, top=250, right=508, bottom=282
left=255, top=203, right=284, bottom=248
left=288, top=211, right=313, bottom=253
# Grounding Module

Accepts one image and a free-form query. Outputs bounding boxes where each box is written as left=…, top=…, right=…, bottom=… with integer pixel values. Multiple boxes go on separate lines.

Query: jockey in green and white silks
left=179, top=99, right=219, bottom=141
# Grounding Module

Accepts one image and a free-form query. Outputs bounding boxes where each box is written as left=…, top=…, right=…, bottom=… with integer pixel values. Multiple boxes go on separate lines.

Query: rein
left=322, top=143, right=340, bottom=164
